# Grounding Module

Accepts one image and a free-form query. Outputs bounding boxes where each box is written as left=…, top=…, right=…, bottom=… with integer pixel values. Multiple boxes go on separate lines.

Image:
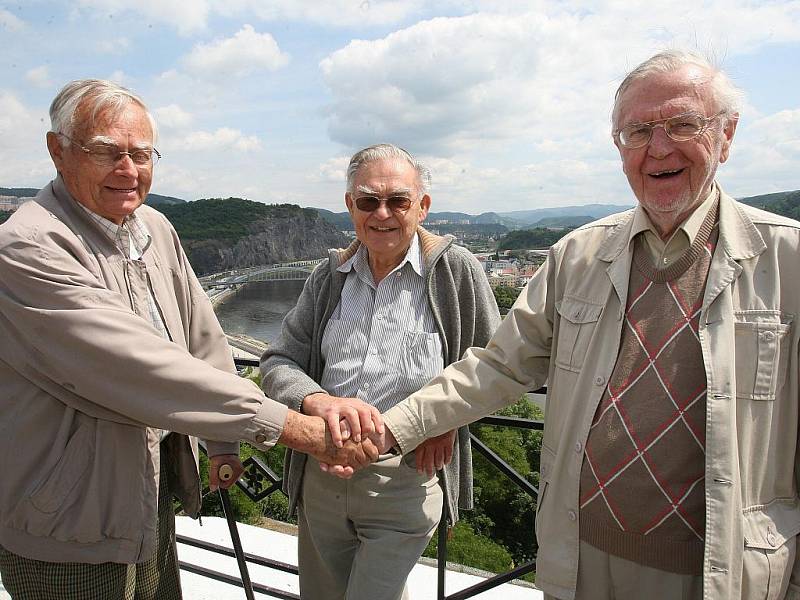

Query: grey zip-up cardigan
left=261, top=227, right=500, bottom=523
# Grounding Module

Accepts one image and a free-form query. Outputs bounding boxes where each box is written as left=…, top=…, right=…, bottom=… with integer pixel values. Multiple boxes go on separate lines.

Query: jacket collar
left=595, top=185, right=765, bottom=263
left=330, top=226, right=453, bottom=271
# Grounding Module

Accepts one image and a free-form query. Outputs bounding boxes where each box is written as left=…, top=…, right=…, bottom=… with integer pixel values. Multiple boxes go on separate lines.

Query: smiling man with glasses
left=261, top=143, right=500, bottom=600
left=374, top=51, right=800, bottom=600
left=0, top=79, right=379, bottom=600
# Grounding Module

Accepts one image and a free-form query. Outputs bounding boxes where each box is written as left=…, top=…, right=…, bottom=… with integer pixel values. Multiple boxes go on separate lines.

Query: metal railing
left=177, top=357, right=544, bottom=599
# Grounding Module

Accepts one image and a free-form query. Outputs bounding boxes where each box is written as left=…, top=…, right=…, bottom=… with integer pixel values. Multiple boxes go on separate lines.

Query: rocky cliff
left=154, top=197, right=350, bottom=275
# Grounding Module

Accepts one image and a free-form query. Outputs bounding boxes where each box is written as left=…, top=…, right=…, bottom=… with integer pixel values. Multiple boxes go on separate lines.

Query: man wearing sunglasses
left=0, top=79, right=378, bottom=599
left=378, top=51, right=800, bottom=599
left=261, top=144, right=500, bottom=600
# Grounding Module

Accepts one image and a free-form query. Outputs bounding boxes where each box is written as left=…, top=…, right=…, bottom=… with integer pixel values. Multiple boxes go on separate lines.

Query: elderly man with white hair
left=261, top=143, right=500, bottom=600
left=0, top=79, right=378, bottom=599
left=375, top=50, right=800, bottom=599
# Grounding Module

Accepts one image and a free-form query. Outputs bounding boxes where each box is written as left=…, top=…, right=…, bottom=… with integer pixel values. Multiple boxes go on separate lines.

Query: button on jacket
left=0, top=177, right=288, bottom=564
left=383, top=189, right=800, bottom=600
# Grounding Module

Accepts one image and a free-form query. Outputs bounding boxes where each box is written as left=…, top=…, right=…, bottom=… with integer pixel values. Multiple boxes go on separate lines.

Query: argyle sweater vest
left=578, top=202, right=719, bottom=575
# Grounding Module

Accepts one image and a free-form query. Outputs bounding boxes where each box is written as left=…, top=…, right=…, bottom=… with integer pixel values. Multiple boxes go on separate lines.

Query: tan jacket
left=384, top=189, right=800, bottom=600
left=0, top=177, right=287, bottom=564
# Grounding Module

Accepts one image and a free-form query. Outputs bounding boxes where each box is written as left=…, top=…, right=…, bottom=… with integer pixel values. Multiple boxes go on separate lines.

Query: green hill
left=740, top=190, right=800, bottom=220
left=497, top=227, right=572, bottom=250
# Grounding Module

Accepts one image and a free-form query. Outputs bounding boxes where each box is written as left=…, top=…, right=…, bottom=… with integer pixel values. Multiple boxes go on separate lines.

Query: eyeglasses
left=354, top=195, right=417, bottom=213
left=59, top=133, right=161, bottom=167
left=615, top=111, right=726, bottom=149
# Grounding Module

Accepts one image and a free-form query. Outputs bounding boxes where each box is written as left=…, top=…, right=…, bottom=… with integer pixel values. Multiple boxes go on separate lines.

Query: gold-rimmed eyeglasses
left=614, top=111, right=726, bottom=149
left=59, top=133, right=161, bottom=167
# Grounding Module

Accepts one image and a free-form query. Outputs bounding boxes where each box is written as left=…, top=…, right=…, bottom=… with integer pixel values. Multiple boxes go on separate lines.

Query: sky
left=1, top=1, right=798, bottom=215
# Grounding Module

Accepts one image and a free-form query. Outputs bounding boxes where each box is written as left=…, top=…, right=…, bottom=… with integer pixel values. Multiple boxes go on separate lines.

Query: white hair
left=612, top=49, right=745, bottom=130
left=346, top=143, right=431, bottom=195
left=49, top=79, right=158, bottom=146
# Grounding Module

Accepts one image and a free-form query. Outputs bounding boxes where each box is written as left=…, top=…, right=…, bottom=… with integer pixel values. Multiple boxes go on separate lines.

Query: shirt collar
left=629, top=183, right=719, bottom=247
left=75, top=201, right=152, bottom=259
left=337, top=233, right=425, bottom=280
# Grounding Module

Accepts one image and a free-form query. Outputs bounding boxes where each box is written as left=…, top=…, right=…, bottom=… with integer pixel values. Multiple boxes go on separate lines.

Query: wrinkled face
left=47, top=101, right=154, bottom=225
left=614, top=64, right=737, bottom=231
left=345, top=158, right=430, bottom=269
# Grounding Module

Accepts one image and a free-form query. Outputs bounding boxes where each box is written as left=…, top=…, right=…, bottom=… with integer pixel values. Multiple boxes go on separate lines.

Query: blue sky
left=1, top=1, right=798, bottom=214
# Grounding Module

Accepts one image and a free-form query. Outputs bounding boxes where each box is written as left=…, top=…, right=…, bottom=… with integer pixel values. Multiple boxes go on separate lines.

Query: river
left=214, top=280, right=306, bottom=343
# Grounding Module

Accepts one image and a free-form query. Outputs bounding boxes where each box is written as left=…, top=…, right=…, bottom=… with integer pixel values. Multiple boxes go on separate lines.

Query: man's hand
left=415, top=429, right=457, bottom=476
left=208, top=454, right=245, bottom=491
left=278, top=411, right=380, bottom=478
left=303, top=392, right=384, bottom=447
left=320, top=426, right=398, bottom=479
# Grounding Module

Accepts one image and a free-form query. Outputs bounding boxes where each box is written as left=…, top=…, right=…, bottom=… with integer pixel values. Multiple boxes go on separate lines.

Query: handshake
left=210, top=392, right=457, bottom=490
left=300, top=392, right=457, bottom=480
left=300, top=391, right=396, bottom=479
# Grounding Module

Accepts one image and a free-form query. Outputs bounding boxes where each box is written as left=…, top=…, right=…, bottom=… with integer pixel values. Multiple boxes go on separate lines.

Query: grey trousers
left=297, top=454, right=443, bottom=600
left=0, top=450, right=182, bottom=600
left=543, top=540, right=702, bottom=600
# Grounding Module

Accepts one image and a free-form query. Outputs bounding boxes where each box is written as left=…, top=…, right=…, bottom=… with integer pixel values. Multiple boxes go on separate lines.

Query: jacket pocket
left=734, top=311, right=792, bottom=401
left=535, top=444, right=556, bottom=527
left=29, top=422, right=94, bottom=514
left=554, top=296, right=603, bottom=373
left=742, top=501, right=800, bottom=600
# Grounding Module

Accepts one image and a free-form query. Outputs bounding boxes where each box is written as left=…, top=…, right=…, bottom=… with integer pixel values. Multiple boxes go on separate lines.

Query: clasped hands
left=303, top=392, right=457, bottom=479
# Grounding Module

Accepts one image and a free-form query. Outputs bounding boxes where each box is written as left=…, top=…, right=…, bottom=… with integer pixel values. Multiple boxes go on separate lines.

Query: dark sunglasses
left=354, top=195, right=416, bottom=213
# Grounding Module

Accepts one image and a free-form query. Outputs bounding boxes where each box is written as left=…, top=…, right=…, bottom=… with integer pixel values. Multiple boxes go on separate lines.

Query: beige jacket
left=384, top=189, right=800, bottom=600
left=0, top=177, right=287, bottom=564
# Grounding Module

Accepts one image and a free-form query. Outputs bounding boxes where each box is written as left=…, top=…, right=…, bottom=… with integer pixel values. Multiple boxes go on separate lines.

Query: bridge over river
left=199, top=259, right=323, bottom=289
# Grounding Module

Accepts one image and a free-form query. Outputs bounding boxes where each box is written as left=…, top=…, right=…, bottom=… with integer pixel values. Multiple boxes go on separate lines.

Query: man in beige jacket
left=0, top=79, right=378, bottom=599
left=377, top=51, right=800, bottom=599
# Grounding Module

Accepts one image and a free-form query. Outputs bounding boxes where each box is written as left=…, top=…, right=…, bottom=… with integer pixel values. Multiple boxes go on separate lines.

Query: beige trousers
left=543, top=541, right=703, bottom=600
left=297, top=454, right=443, bottom=600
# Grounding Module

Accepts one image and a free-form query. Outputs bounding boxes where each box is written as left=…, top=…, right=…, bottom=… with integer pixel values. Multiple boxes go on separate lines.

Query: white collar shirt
left=320, top=234, right=444, bottom=412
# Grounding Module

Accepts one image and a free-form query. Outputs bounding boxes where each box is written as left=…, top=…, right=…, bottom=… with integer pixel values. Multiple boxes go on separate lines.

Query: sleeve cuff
left=245, top=399, right=290, bottom=450
left=383, top=403, right=426, bottom=455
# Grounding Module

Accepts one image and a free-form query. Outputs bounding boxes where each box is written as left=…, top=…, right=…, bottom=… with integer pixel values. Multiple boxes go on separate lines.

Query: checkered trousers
left=0, top=449, right=182, bottom=600
left=578, top=203, right=719, bottom=575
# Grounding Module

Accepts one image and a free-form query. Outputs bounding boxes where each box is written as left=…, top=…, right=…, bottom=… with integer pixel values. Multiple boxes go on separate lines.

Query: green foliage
left=466, top=397, right=544, bottom=565
left=154, top=198, right=315, bottom=243
left=424, top=520, right=514, bottom=573
left=497, top=227, right=571, bottom=250
left=0, top=210, right=11, bottom=225
left=493, top=285, right=521, bottom=311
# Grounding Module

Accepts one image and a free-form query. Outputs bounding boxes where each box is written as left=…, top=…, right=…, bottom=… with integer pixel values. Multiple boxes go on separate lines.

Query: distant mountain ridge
left=0, top=187, right=186, bottom=206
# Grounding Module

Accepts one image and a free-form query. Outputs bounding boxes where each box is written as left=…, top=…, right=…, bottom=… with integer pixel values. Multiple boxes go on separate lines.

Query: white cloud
left=0, top=8, right=24, bottom=31
left=319, top=3, right=800, bottom=162
left=97, top=37, right=131, bottom=54
left=25, top=66, right=52, bottom=89
left=182, top=127, right=262, bottom=152
left=0, top=92, right=54, bottom=187
left=313, top=156, right=350, bottom=184
left=75, top=0, right=209, bottom=35
left=106, top=70, right=132, bottom=86
left=182, top=25, right=289, bottom=78
left=154, top=104, right=194, bottom=130
left=219, top=0, right=425, bottom=27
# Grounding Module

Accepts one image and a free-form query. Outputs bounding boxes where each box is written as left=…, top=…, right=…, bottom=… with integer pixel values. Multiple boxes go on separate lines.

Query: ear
left=418, top=194, right=431, bottom=223
left=719, top=113, right=739, bottom=164
left=46, top=132, right=66, bottom=172
left=345, top=192, right=354, bottom=215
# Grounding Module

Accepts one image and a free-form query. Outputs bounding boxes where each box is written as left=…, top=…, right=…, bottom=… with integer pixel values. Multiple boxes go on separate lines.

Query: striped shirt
left=320, top=234, right=444, bottom=413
